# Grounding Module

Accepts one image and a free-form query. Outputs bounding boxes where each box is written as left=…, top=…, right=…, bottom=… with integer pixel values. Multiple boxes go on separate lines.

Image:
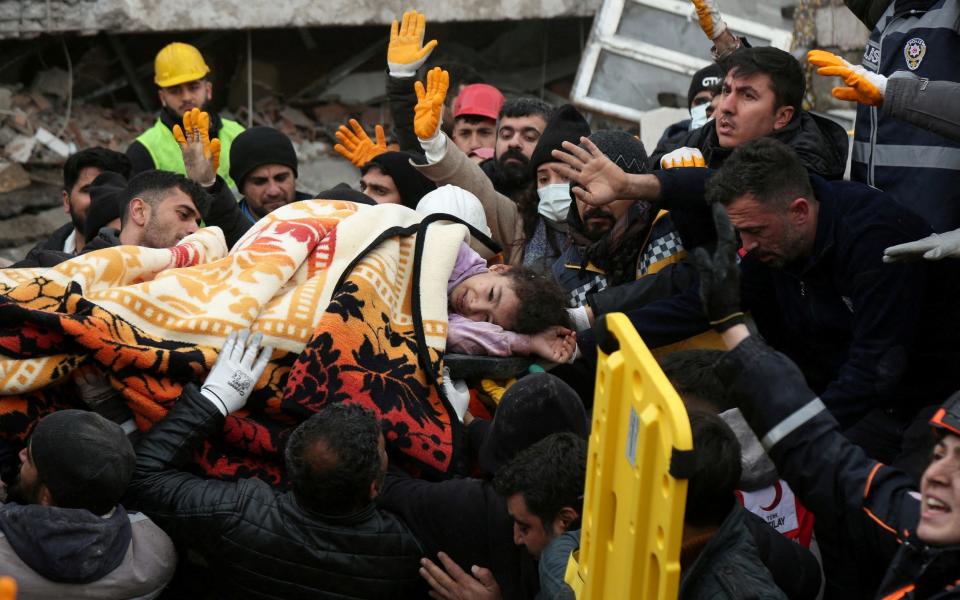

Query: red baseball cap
left=453, top=84, right=504, bottom=121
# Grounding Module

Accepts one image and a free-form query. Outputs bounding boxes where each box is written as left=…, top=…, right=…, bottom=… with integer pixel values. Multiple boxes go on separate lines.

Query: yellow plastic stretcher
left=565, top=313, right=693, bottom=599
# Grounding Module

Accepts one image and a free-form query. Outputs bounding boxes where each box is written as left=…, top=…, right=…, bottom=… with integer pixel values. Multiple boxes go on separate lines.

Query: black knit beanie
left=229, top=126, right=299, bottom=191
left=30, top=410, right=135, bottom=514
left=317, top=182, right=376, bottom=206
left=364, top=152, right=437, bottom=209
left=84, top=171, right=127, bottom=242
left=478, top=372, right=588, bottom=476
left=529, top=104, right=591, bottom=178
left=585, top=130, right=648, bottom=175
left=687, top=63, right=723, bottom=109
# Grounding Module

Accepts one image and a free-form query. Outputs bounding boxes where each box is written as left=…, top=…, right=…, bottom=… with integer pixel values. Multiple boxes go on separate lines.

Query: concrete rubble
left=0, top=67, right=400, bottom=261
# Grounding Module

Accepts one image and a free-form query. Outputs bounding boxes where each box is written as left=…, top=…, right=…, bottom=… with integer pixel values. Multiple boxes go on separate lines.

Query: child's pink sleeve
left=447, top=313, right=532, bottom=356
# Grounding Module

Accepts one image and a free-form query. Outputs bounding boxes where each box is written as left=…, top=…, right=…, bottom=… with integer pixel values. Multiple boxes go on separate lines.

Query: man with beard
left=552, top=130, right=693, bottom=341
left=408, top=67, right=549, bottom=264
left=481, top=97, right=552, bottom=205
left=25, top=147, right=130, bottom=258
left=127, top=42, right=244, bottom=189
left=82, top=169, right=209, bottom=252
left=1, top=410, right=175, bottom=597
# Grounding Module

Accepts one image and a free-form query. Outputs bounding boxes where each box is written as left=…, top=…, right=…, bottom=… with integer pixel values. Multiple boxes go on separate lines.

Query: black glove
left=691, top=203, right=744, bottom=332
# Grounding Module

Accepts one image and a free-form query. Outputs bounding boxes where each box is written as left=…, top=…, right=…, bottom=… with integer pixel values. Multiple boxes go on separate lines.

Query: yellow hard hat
left=154, top=42, right=210, bottom=88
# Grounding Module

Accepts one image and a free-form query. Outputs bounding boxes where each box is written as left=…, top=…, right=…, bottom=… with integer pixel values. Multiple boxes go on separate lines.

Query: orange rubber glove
left=388, top=9, right=439, bottom=78
left=414, top=66, right=449, bottom=140
left=808, top=49, right=887, bottom=107
left=692, top=0, right=728, bottom=40
left=173, top=107, right=221, bottom=185
left=660, top=146, right=706, bottom=169
left=333, top=119, right=387, bottom=168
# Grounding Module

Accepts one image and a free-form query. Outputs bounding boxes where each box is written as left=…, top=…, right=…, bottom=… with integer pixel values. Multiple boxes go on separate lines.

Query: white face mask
left=690, top=102, right=710, bottom=130
left=537, top=183, right=571, bottom=222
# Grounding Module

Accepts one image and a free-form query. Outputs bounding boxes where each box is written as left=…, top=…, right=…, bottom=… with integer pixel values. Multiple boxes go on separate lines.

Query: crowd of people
left=1, top=0, right=959, bottom=598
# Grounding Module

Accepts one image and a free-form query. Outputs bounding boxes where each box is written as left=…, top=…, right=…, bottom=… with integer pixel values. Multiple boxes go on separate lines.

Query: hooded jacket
left=0, top=503, right=175, bottom=599
left=650, top=111, right=849, bottom=180
left=716, top=334, right=960, bottom=599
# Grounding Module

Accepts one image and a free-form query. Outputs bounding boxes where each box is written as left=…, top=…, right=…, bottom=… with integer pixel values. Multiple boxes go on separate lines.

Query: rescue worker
left=127, top=42, right=244, bottom=189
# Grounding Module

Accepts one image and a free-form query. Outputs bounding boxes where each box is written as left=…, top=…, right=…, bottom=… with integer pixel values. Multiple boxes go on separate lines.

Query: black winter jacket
left=650, top=111, right=849, bottom=180
left=378, top=467, right=540, bottom=600
left=716, top=335, right=960, bottom=599
left=125, top=385, right=425, bottom=600
left=679, top=505, right=788, bottom=600
left=740, top=175, right=960, bottom=428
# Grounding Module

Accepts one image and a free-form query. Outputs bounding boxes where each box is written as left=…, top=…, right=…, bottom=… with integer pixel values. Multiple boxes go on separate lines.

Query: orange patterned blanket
left=0, top=200, right=467, bottom=482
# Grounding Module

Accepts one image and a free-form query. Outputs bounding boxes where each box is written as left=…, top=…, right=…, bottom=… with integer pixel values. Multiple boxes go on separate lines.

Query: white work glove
left=883, top=229, right=960, bottom=263
left=201, top=329, right=273, bottom=416
left=442, top=366, right=470, bottom=423
left=660, top=146, right=706, bottom=169
left=691, top=0, right=728, bottom=41
left=566, top=306, right=592, bottom=332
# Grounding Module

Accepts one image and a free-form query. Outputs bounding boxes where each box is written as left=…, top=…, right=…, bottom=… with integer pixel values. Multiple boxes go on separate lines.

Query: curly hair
left=505, top=266, right=571, bottom=334
left=284, top=403, right=383, bottom=516
left=493, top=432, right=587, bottom=528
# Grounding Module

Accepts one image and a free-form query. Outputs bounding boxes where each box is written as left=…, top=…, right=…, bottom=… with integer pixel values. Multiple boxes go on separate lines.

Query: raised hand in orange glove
left=414, top=66, right=449, bottom=141
left=691, top=0, right=728, bottom=40
left=333, top=119, right=387, bottom=168
left=173, top=107, right=221, bottom=186
left=808, top=49, right=887, bottom=106
left=388, top=9, right=439, bottom=78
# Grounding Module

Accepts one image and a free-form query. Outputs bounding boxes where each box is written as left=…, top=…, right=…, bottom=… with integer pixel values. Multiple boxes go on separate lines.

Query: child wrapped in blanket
left=446, top=242, right=576, bottom=362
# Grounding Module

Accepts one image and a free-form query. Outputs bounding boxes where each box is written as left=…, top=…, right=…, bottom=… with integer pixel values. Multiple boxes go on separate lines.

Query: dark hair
left=706, top=137, right=815, bottom=208
left=499, top=97, right=553, bottom=123
left=63, top=147, right=131, bottom=192
left=505, top=266, right=571, bottom=334
left=659, top=349, right=731, bottom=412
left=454, top=115, right=496, bottom=127
left=685, top=410, right=742, bottom=527
left=119, top=169, right=210, bottom=225
left=493, top=432, right=586, bottom=528
left=719, top=47, right=805, bottom=113
left=284, top=403, right=383, bottom=516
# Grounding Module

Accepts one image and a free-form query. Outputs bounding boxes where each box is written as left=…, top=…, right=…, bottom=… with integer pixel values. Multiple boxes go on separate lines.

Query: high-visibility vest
left=136, top=117, right=245, bottom=190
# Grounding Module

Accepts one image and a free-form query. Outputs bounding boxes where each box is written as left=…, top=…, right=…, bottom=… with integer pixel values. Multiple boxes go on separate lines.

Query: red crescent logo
left=760, top=481, right=783, bottom=512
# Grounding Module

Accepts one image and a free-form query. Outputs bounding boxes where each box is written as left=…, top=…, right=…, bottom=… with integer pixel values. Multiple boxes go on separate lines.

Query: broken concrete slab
left=0, top=206, right=68, bottom=248
left=1, top=0, right=600, bottom=38
left=0, top=162, right=30, bottom=194
left=31, top=68, right=71, bottom=100
left=0, top=182, right=62, bottom=218
left=4, top=135, right=35, bottom=163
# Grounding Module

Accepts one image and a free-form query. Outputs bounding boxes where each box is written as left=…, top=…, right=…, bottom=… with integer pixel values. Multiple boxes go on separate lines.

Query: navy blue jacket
left=741, top=175, right=960, bottom=427
left=848, top=0, right=960, bottom=232
left=716, top=336, right=960, bottom=599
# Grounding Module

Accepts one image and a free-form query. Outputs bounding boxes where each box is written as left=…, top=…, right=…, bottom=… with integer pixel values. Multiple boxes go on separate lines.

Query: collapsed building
left=0, top=0, right=865, bottom=262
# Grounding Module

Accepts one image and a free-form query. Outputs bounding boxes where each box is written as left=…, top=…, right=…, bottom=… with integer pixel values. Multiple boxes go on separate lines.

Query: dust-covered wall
left=0, top=0, right=601, bottom=38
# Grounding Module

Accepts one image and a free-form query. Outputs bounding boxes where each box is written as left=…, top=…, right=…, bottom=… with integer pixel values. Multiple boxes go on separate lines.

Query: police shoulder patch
left=904, top=37, right=926, bottom=70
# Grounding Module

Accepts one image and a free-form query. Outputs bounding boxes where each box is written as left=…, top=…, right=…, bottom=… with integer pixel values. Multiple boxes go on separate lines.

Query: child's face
left=450, top=266, right=520, bottom=329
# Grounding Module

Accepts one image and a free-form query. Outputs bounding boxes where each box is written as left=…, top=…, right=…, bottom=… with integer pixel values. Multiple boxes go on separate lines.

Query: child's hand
left=529, top=326, right=576, bottom=363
